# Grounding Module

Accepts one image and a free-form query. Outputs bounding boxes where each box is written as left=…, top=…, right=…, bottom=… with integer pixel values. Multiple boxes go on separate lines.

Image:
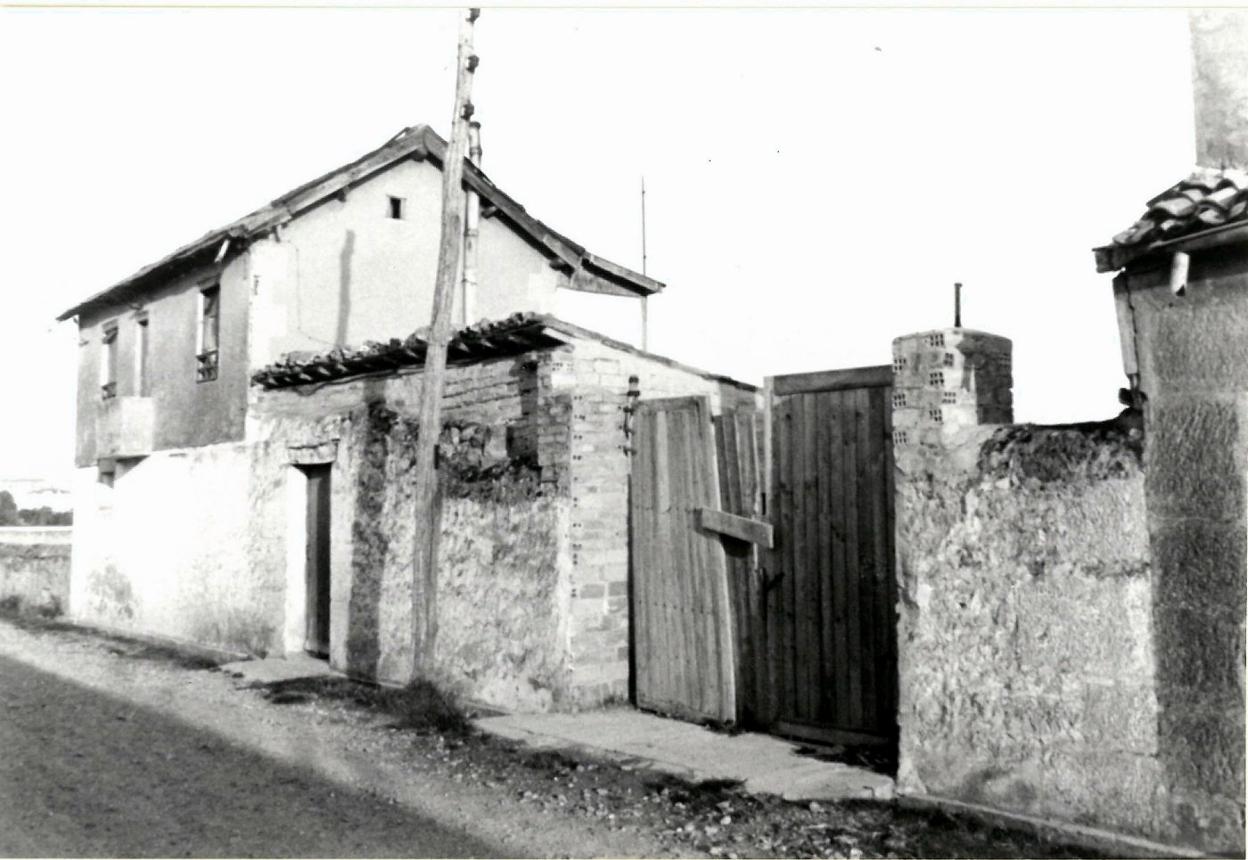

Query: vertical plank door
left=630, top=396, right=737, bottom=724
left=764, top=366, right=897, bottom=745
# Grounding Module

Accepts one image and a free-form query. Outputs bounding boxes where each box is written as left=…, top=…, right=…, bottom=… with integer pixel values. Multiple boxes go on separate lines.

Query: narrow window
left=135, top=315, right=150, bottom=396
left=197, top=285, right=220, bottom=382
left=388, top=196, right=405, bottom=220
left=100, top=324, right=118, bottom=399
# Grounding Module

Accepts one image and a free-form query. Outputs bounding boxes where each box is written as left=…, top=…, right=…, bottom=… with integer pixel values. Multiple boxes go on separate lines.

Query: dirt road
left=0, top=654, right=504, bottom=857
left=0, top=617, right=1110, bottom=859
left=0, top=618, right=678, bottom=859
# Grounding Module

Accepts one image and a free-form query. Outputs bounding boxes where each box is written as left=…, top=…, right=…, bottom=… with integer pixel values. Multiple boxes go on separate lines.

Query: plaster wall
left=68, top=444, right=284, bottom=656
left=1115, top=246, right=1248, bottom=852
left=74, top=255, right=251, bottom=466
left=247, top=158, right=574, bottom=369
left=0, top=527, right=71, bottom=615
left=894, top=422, right=1165, bottom=837
left=1190, top=9, right=1248, bottom=170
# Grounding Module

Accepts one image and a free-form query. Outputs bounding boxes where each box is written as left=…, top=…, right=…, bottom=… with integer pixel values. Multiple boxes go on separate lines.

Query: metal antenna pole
left=954, top=281, right=962, bottom=329
left=640, top=176, right=649, bottom=351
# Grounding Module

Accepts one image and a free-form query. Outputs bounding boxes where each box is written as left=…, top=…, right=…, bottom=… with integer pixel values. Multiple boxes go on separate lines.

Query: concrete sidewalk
left=476, top=708, right=895, bottom=802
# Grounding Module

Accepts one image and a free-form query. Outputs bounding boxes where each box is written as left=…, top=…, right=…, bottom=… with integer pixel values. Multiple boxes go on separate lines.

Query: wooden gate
left=629, top=396, right=737, bottom=723
left=627, top=372, right=897, bottom=741
left=764, top=366, right=897, bottom=745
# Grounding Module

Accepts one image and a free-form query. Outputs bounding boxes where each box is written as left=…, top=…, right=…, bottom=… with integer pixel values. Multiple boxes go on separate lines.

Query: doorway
left=301, top=463, right=332, bottom=658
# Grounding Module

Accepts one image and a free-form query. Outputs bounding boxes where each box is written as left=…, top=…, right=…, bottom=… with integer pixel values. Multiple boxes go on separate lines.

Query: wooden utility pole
left=410, top=7, right=479, bottom=681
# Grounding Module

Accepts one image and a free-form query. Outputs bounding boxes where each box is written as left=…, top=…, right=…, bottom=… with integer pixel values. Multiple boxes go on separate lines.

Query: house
left=57, top=124, right=758, bottom=710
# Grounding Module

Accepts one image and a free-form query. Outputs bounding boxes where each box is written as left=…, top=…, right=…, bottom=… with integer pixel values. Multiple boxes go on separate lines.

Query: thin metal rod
left=641, top=176, right=648, bottom=276
left=954, top=282, right=962, bottom=328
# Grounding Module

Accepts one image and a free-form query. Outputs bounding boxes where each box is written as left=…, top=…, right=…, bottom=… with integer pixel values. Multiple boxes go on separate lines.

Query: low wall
left=0, top=527, right=72, bottom=615
left=69, top=446, right=285, bottom=657
left=894, top=420, right=1168, bottom=839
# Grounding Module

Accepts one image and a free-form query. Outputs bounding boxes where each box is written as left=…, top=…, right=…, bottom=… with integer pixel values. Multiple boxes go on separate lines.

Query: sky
left=0, top=3, right=1198, bottom=485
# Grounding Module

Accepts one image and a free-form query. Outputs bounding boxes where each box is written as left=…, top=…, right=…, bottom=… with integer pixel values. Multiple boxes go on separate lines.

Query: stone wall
left=252, top=350, right=575, bottom=707
left=894, top=420, right=1165, bottom=838
left=0, top=527, right=71, bottom=616
left=251, top=333, right=758, bottom=710
left=1114, top=245, right=1247, bottom=853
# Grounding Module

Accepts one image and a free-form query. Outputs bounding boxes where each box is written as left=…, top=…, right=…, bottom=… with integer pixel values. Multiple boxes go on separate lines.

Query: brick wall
left=549, top=338, right=760, bottom=708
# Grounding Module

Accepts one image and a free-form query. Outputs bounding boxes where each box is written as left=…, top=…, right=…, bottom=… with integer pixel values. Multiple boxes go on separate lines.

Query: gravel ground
left=0, top=614, right=1109, bottom=859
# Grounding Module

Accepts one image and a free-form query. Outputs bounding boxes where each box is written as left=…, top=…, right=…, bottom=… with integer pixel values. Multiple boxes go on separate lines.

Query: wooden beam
left=697, top=507, right=774, bottom=548
left=770, top=365, right=892, bottom=396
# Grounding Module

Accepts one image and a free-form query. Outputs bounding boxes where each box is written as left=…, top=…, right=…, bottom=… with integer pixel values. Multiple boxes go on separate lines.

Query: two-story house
left=58, top=124, right=757, bottom=710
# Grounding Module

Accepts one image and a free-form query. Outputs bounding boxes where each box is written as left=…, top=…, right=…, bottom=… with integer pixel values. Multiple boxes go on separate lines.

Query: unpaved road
left=0, top=617, right=1108, bottom=859
left=0, top=619, right=678, bottom=859
left=0, top=654, right=503, bottom=858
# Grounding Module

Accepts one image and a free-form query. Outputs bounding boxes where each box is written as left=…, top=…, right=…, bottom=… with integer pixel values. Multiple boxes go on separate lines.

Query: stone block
left=1154, top=605, right=1244, bottom=704
left=1164, top=785, right=1247, bottom=855
left=1159, top=706, right=1246, bottom=798
left=1147, top=293, right=1248, bottom=390
left=1146, top=397, right=1245, bottom=518
left=1152, top=519, right=1247, bottom=617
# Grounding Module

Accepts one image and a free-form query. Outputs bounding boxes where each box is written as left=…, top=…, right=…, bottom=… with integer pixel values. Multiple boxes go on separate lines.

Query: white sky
left=0, top=4, right=1197, bottom=485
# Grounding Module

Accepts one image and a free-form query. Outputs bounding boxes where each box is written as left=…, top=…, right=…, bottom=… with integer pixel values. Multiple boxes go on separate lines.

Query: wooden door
left=304, top=464, right=332, bottom=658
left=765, top=366, right=897, bottom=745
left=629, top=396, right=737, bottom=724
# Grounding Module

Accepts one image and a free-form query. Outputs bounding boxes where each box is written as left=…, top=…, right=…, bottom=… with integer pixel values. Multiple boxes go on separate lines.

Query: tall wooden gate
left=629, top=396, right=737, bottom=723
left=627, top=370, right=897, bottom=743
left=764, top=366, right=897, bottom=745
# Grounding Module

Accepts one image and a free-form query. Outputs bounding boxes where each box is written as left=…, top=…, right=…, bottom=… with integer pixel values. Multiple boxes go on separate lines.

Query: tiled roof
left=252, top=313, right=567, bottom=389
left=1095, top=167, right=1248, bottom=272
left=251, top=312, right=758, bottom=392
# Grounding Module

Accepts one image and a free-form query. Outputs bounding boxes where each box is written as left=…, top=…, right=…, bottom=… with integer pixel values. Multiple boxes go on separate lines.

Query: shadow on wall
left=336, top=229, right=355, bottom=348
left=345, top=385, right=397, bottom=679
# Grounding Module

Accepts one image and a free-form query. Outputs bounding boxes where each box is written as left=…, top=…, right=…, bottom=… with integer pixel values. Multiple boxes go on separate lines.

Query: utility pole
left=411, top=7, right=479, bottom=681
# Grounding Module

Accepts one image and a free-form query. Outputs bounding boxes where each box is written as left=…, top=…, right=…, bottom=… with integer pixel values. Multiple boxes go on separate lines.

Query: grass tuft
left=255, top=675, right=471, bottom=736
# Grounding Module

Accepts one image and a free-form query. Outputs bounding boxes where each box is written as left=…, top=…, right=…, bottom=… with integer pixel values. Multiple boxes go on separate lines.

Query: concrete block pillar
left=890, top=327, right=1013, bottom=450
left=889, top=326, right=1013, bottom=798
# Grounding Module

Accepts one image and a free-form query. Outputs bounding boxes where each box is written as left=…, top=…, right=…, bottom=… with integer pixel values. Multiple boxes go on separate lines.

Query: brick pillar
left=890, top=328, right=1013, bottom=449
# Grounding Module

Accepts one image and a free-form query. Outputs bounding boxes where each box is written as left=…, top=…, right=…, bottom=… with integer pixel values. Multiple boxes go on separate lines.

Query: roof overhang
left=58, top=125, right=662, bottom=322
left=1094, top=220, right=1248, bottom=273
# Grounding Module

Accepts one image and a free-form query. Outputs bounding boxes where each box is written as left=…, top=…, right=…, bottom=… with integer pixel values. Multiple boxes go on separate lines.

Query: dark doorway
left=302, top=464, right=332, bottom=658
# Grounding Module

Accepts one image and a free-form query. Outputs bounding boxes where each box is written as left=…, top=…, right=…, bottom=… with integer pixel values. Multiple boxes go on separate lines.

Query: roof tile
left=1096, top=167, right=1248, bottom=271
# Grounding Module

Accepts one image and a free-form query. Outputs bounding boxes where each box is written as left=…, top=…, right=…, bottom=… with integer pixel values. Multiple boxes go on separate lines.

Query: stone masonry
left=890, top=326, right=1179, bottom=843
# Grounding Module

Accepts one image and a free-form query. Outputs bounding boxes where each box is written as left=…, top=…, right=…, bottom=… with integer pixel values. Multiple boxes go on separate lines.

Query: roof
left=251, top=312, right=757, bottom=393
left=57, top=125, right=664, bottom=322
left=1094, top=167, right=1248, bottom=272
